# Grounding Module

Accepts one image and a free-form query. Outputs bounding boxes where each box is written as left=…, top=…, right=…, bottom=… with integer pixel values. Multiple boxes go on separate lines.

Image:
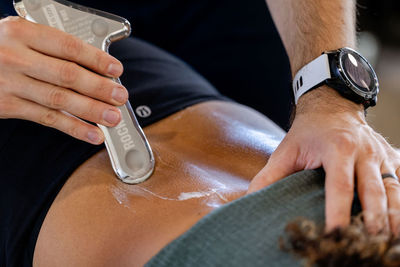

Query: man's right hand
left=0, top=16, right=129, bottom=144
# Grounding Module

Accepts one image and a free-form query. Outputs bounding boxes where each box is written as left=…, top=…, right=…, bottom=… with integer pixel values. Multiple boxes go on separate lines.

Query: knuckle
left=94, top=50, right=108, bottom=73
left=59, top=62, right=78, bottom=85
left=383, top=179, right=400, bottom=192
left=364, top=144, right=379, bottom=159
left=39, top=109, right=59, bottom=127
left=368, top=152, right=381, bottom=162
left=97, top=79, right=112, bottom=99
left=0, top=48, right=30, bottom=69
left=333, top=178, right=354, bottom=194
left=46, top=88, right=67, bottom=109
left=60, top=36, right=83, bottom=59
left=66, top=124, right=81, bottom=139
left=82, top=101, right=100, bottom=121
left=331, top=133, right=357, bottom=155
left=0, top=18, right=24, bottom=39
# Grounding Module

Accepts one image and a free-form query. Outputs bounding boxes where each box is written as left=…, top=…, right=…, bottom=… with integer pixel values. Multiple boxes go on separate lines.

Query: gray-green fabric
left=146, top=169, right=361, bottom=267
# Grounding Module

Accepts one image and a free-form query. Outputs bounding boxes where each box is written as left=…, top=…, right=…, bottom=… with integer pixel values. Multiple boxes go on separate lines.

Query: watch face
left=339, top=49, right=378, bottom=94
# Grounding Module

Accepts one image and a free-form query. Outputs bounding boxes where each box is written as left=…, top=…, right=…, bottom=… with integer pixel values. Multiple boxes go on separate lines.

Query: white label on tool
left=42, top=4, right=65, bottom=31
left=116, top=120, right=136, bottom=151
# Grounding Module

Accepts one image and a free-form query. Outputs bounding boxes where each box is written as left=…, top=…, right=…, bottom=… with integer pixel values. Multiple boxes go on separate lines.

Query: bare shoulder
left=33, top=100, right=285, bottom=267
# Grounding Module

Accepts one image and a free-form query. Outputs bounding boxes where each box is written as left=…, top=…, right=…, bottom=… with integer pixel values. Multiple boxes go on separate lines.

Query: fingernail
left=107, top=63, right=123, bottom=76
left=103, top=109, right=120, bottom=125
left=112, top=87, right=128, bottom=104
left=87, top=130, right=102, bottom=144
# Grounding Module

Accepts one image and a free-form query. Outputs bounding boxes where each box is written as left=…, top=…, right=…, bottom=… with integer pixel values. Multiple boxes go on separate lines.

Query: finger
left=324, top=155, right=355, bottom=232
left=23, top=50, right=128, bottom=106
left=15, top=75, right=122, bottom=127
left=383, top=176, right=400, bottom=236
left=247, top=145, right=299, bottom=194
left=22, top=19, right=123, bottom=77
left=13, top=98, right=104, bottom=144
left=356, top=159, right=389, bottom=234
left=382, top=162, right=400, bottom=236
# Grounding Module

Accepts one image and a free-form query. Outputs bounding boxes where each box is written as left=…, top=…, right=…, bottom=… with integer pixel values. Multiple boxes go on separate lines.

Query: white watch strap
left=292, top=53, right=332, bottom=104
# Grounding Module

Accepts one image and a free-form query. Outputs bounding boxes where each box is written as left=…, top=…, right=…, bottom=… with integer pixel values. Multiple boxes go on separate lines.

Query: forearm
left=265, top=0, right=356, bottom=76
left=266, top=0, right=362, bottom=114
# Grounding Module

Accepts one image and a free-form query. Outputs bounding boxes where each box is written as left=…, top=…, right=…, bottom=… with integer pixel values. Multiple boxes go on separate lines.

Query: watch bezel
left=336, top=47, right=379, bottom=100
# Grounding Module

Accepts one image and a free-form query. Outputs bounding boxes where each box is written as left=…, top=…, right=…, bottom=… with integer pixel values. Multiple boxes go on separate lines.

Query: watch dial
left=341, top=50, right=375, bottom=92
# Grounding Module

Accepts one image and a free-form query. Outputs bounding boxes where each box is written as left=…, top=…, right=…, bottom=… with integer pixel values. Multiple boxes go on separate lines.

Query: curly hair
left=280, top=216, right=400, bottom=267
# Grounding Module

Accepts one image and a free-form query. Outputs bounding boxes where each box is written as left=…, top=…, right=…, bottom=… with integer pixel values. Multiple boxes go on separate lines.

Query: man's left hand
left=248, top=88, right=400, bottom=234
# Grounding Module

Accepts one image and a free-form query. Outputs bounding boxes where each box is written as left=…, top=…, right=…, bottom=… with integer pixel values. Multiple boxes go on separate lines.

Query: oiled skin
left=33, top=101, right=285, bottom=267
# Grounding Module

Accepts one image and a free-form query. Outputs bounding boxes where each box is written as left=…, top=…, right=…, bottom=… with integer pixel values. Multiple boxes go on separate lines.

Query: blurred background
left=357, top=0, right=400, bottom=147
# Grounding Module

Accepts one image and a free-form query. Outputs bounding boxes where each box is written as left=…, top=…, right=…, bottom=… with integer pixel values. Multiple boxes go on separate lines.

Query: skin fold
left=33, top=101, right=285, bottom=267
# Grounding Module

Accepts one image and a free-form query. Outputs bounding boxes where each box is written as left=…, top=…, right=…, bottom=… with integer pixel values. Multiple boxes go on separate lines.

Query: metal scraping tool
left=14, top=0, right=155, bottom=184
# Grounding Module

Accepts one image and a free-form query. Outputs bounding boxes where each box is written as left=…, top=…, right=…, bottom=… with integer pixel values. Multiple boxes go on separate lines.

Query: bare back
left=33, top=101, right=285, bottom=267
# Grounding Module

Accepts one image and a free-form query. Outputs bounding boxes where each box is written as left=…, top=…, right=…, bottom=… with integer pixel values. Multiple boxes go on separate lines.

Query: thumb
left=247, top=146, right=299, bottom=194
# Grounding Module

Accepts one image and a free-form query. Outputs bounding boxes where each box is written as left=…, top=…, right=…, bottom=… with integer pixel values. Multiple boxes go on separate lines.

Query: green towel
left=146, top=169, right=362, bottom=266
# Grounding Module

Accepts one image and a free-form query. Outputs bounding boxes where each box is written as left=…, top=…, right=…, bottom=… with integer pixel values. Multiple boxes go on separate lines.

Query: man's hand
left=248, top=86, right=400, bottom=234
left=0, top=17, right=128, bottom=144
left=258, top=0, right=400, bottom=234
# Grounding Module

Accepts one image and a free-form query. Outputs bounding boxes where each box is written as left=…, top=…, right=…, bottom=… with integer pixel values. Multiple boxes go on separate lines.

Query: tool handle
left=14, top=0, right=155, bottom=183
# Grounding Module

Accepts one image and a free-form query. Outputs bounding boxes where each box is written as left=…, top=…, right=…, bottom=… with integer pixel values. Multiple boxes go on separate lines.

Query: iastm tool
left=13, top=0, right=155, bottom=184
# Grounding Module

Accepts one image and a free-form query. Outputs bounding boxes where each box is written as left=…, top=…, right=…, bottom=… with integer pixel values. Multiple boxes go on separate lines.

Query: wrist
left=293, top=48, right=379, bottom=114
left=295, top=85, right=365, bottom=120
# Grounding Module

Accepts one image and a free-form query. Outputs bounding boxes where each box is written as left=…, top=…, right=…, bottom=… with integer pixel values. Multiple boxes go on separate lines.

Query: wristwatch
left=292, top=47, right=379, bottom=109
